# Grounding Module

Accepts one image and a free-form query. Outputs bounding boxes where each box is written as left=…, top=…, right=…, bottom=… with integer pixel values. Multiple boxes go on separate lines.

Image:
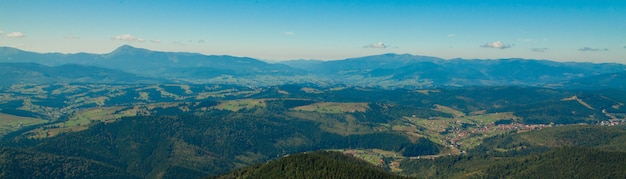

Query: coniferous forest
left=3, top=1, right=626, bottom=177
left=0, top=82, right=624, bottom=178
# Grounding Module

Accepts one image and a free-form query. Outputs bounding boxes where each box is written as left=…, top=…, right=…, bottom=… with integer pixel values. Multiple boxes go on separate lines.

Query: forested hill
left=561, top=71, right=626, bottom=90
left=399, top=125, right=626, bottom=178
left=0, top=148, right=139, bottom=179
left=0, top=63, right=162, bottom=86
left=0, top=83, right=625, bottom=178
left=0, top=109, right=440, bottom=178
left=217, top=125, right=626, bottom=179
left=212, top=151, right=408, bottom=179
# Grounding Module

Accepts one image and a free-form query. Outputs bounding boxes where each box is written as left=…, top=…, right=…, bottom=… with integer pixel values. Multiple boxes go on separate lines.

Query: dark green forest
left=1, top=108, right=441, bottom=178
left=212, top=151, right=408, bottom=179
left=1, top=40, right=626, bottom=178
left=399, top=125, right=626, bottom=178
left=0, top=84, right=625, bottom=178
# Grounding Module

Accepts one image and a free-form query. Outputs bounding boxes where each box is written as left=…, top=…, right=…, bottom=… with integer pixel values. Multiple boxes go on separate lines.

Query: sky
left=1, top=0, right=625, bottom=63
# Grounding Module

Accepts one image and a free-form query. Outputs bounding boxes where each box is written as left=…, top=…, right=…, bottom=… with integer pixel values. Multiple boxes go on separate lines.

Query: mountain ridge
left=1, top=46, right=625, bottom=89
left=3, top=45, right=625, bottom=65
left=0, top=62, right=163, bottom=86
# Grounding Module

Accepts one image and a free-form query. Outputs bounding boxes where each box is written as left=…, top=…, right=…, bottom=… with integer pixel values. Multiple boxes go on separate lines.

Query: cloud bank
left=111, top=34, right=145, bottom=42
left=578, top=47, right=608, bottom=52
left=480, top=41, right=512, bottom=49
left=6, top=32, right=25, bottom=38
left=364, top=42, right=387, bottom=49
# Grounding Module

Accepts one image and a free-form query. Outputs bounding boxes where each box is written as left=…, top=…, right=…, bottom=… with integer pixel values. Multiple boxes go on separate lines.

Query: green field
left=332, top=149, right=405, bottom=172
left=292, top=102, right=369, bottom=114
left=217, top=99, right=266, bottom=111
left=0, top=113, right=47, bottom=136
left=402, top=105, right=524, bottom=151
left=300, top=87, right=324, bottom=94
left=27, top=107, right=139, bottom=138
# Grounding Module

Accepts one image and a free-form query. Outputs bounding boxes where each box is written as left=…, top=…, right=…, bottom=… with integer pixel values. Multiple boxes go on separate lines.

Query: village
left=413, top=112, right=626, bottom=160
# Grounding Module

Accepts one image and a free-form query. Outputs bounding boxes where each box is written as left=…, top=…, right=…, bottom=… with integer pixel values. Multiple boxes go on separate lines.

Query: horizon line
left=1, top=45, right=623, bottom=65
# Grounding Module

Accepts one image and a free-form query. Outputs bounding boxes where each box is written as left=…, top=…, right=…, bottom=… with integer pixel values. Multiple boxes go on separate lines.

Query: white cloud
left=111, top=34, right=145, bottom=42
left=364, top=41, right=387, bottom=49
left=531, top=48, right=547, bottom=52
left=6, top=32, right=25, bottom=38
left=578, top=47, right=608, bottom=52
left=284, top=31, right=295, bottom=36
left=150, top=40, right=161, bottom=44
left=0, top=30, right=3, bottom=35
left=447, top=34, right=456, bottom=37
left=197, top=40, right=205, bottom=43
left=480, top=41, right=513, bottom=49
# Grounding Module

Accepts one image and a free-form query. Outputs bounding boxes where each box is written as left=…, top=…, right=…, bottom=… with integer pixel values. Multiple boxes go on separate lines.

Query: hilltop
left=212, top=151, right=408, bottom=179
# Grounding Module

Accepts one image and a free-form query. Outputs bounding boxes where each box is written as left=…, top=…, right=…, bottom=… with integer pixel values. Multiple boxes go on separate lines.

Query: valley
left=1, top=82, right=625, bottom=178
left=0, top=47, right=625, bottom=178
left=3, top=0, right=626, bottom=177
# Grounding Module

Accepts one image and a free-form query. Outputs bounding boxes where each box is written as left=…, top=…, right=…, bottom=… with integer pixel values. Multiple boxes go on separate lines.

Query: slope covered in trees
left=212, top=151, right=408, bottom=179
left=0, top=83, right=625, bottom=178
left=213, top=125, right=626, bottom=179
left=0, top=148, right=139, bottom=179
left=399, top=125, right=626, bottom=178
left=1, top=107, right=441, bottom=178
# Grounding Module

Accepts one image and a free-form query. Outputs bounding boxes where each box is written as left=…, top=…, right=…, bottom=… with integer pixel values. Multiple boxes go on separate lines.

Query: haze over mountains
left=1, top=45, right=625, bottom=89
left=2, top=45, right=626, bottom=178
left=3, top=1, right=626, bottom=178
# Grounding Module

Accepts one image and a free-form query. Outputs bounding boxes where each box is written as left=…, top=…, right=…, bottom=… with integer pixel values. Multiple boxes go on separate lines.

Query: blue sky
left=1, top=0, right=625, bottom=63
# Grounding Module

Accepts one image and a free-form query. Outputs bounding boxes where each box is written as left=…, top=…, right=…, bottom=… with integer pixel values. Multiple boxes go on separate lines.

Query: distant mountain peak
left=108, top=45, right=152, bottom=56
left=0, top=46, right=25, bottom=55
left=116, top=44, right=136, bottom=50
left=341, top=53, right=442, bottom=64
left=380, top=53, right=415, bottom=57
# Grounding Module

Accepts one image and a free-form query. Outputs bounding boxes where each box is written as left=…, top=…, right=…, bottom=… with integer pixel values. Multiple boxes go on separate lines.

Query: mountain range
left=0, top=63, right=162, bottom=86
left=2, top=46, right=626, bottom=178
left=1, top=45, right=625, bottom=89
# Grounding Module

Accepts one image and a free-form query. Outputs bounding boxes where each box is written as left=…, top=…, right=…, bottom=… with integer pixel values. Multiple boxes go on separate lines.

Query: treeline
left=0, top=148, right=139, bottom=179
left=1, top=107, right=442, bottom=178
left=212, top=151, right=409, bottom=179
left=3, top=84, right=625, bottom=126
left=400, top=125, right=626, bottom=178
left=467, top=125, right=626, bottom=160
left=491, top=100, right=606, bottom=124
left=484, top=147, right=626, bottom=178
left=401, top=147, right=626, bottom=178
